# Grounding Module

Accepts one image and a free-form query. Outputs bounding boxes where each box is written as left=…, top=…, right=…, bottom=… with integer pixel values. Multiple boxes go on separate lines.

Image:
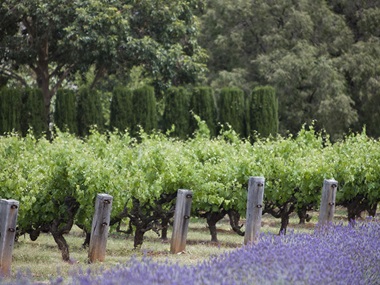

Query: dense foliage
left=0, top=124, right=379, bottom=260
left=0, top=0, right=207, bottom=126
left=109, top=86, right=133, bottom=133
left=131, top=86, right=157, bottom=136
left=162, top=87, right=191, bottom=139
left=54, top=89, right=77, bottom=134
left=247, top=86, right=278, bottom=139
left=189, top=86, right=217, bottom=137
left=216, top=87, right=246, bottom=137
left=200, top=0, right=380, bottom=139
left=76, top=87, right=104, bottom=137
left=0, top=88, right=22, bottom=134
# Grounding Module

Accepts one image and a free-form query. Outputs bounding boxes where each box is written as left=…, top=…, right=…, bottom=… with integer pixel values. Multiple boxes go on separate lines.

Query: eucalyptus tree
left=199, top=0, right=364, bottom=139
left=0, top=0, right=207, bottom=128
left=328, top=0, right=380, bottom=138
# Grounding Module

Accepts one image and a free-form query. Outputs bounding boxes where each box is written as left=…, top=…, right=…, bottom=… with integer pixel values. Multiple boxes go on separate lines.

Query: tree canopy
left=0, top=0, right=207, bottom=125
left=199, top=0, right=380, bottom=139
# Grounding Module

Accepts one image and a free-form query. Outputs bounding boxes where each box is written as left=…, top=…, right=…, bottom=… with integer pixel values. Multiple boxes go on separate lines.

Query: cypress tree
left=54, top=89, right=77, bottom=134
left=217, top=87, right=246, bottom=137
left=76, top=86, right=104, bottom=137
left=162, top=87, right=190, bottom=139
left=21, top=88, right=46, bottom=137
left=109, top=86, right=133, bottom=133
left=247, top=86, right=278, bottom=138
left=189, top=86, right=217, bottom=137
left=0, top=87, right=22, bottom=135
left=132, top=86, right=157, bottom=136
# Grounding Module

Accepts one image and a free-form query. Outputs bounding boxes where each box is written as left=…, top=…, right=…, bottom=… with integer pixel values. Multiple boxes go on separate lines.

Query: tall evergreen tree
left=217, top=87, right=246, bottom=137
left=247, top=86, right=278, bottom=138
left=110, top=86, right=134, bottom=133
left=189, top=87, right=217, bottom=137
left=54, top=89, right=77, bottom=134
left=132, top=86, right=157, bottom=136
left=21, top=88, right=46, bottom=137
left=76, top=86, right=104, bottom=137
left=0, top=87, right=22, bottom=134
left=162, top=87, right=191, bottom=139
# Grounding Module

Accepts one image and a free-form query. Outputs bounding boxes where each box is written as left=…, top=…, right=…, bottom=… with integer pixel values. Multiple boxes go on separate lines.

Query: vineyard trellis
left=0, top=124, right=379, bottom=261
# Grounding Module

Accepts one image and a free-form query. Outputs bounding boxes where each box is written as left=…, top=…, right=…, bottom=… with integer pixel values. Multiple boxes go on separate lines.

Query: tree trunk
left=51, top=231, right=70, bottom=262
left=160, top=217, right=170, bottom=241
left=279, top=212, right=290, bottom=235
left=297, top=206, right=311, bottom=224
left=50, top=197, right=79, bottom=261
left=134, top=228, right=146, bottom=249
left=227, top=209, right=244, bottom=236
left=205, top=210, right=227, bottom=243
left=279, top=202, right=295, bottom=235
left=82, top=232, right=91, bottom=249
left=345, top=196, right=368, bottom=222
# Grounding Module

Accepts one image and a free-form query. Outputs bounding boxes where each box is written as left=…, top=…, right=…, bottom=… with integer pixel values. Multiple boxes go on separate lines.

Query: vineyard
left=0, top=123, right=379, bottom=264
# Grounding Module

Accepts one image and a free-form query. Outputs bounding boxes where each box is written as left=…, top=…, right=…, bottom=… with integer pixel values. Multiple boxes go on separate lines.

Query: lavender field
left=11, top=220, right=375, bottom=285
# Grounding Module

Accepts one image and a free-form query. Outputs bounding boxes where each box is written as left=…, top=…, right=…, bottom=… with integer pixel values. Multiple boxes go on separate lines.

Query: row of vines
left=0, top=121, right=379, bottom=261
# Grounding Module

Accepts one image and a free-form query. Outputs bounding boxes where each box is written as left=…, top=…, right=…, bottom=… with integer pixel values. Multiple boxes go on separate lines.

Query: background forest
left=1, top=0, right=380, bottom=140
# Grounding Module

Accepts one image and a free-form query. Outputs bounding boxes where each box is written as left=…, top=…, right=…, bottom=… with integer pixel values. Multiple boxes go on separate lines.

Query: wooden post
left=318, top=179, right=338, bottom=226
left=88, top=194, right=113, bottom=263
left=170, top=189, right=193, bottom=254
left=0, top=199, right=19, bottom=277
left=244, top=177, right=265, bottom=245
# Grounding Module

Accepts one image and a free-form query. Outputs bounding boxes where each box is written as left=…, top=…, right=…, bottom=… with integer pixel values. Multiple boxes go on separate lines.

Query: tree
left=54, top=89, right=77, bottom=134
left=0, top=87, right=22, bottom=134
left=76, top=86, right=104, bottom=137
left=199, top=0, right=364, bottom=139
left=21, top=88, right=46, bottom=137
left=189, top=86, right=217, bottom=137
left=216, top=87, right=246, bottom=137
left=328, top=0, right=380, bottom=138
left=109, top=86, right=134, bottom=133
left=132, top=86, right=157, bottom=136
left=162, top=86, right=191, bottom=139
left=338, top=40, right=380, bottom=138
left=247, top=86, right=278, bottom=138
left=0, top=0, right=207, bottom=129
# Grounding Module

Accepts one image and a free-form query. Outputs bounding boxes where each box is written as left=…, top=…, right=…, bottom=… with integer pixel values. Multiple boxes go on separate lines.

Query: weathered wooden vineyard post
left=88, top=194, right=113, bottom=263
left=0, top=199, right=19, bottom=277
left=318, top=179, right=338, bottom=226
left=244, top=177, right=265, bottom=245
left=170, top=189, right=193, bottom=254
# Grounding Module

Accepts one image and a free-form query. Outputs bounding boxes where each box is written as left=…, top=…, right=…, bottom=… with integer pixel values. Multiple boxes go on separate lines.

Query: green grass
left=9, top=209, right=349, bottom=282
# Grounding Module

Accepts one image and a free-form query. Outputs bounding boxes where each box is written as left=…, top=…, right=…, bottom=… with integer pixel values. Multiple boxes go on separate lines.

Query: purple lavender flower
left=4, top=221, right=379, bottom=285
left=66, top=221, right=379, bottom=285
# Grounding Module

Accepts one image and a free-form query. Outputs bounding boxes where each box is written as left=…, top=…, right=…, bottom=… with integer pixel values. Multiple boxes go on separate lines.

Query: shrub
left=109, top=86, right=133, bottom=133
left=247, top=85, right=278, bottom=139
left=189, top=86, right=217, bottom=137
left=76, top=86, right=104, bottom=137
left=54, top=89, right=77, bottom=134
left=0, top=87, right=22, bottom=134
left=131, top=86, right=157, bottom=136
left=162, top=86, right=191, bottom=139
left=217, top=87, right=246, bottom=137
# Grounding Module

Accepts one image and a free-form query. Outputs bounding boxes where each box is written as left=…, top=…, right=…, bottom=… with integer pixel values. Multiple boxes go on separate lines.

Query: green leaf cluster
left=0, top=125, right=379, bottom=244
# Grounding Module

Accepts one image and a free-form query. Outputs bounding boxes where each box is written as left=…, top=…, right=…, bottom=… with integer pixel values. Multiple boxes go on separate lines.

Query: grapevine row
left=0, top=124, right=379, bottom=261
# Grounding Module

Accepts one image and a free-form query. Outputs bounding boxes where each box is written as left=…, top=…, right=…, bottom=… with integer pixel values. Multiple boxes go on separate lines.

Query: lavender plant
left=60, top=221, right=379, bottom=285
